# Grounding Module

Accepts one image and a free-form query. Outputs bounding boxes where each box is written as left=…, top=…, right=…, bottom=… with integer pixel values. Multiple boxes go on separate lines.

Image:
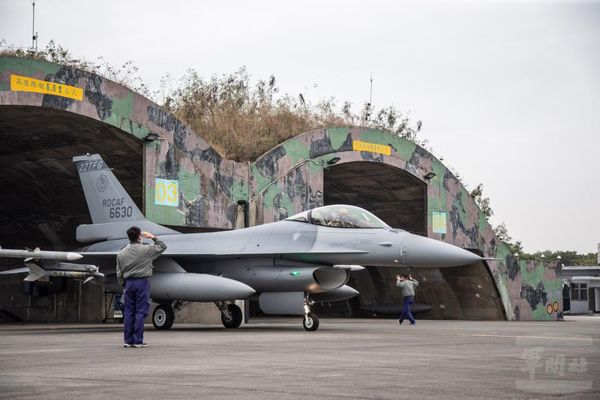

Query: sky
left=1, top=0, right=599, bottom=253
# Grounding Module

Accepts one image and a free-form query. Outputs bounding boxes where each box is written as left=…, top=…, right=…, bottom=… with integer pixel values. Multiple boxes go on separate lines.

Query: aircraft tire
left=221, top=304, right=243, bottom=329
left=303, top=312, right=319, bottom=331
left=152, top=304, right=174, bottom=330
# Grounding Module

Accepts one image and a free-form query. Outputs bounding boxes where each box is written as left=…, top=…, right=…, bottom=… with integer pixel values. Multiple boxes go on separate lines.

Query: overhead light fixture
left=327, top=156, right=341, bottom=166
left=143, top=132, right=162, bottom=142
left=423, top=172, right=436, bottom=181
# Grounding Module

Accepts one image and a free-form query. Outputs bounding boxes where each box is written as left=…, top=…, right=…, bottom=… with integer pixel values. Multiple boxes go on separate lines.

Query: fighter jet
left=0, top=154, right=483, bottom=331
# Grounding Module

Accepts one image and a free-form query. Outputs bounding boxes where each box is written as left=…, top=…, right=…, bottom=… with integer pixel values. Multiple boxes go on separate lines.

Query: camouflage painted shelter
left=0, top=56, right=562, bottom=321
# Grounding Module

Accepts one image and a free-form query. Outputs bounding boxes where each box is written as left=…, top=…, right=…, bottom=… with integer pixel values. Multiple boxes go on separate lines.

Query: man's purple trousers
left=399, top=295, right=416, bottom=325
left=124, top=278, right=150, bottom=345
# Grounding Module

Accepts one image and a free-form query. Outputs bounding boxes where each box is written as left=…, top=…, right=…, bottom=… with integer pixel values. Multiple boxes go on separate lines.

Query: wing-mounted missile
left=0, top=247, right=103, bottom=284
left=0, top=261, right=104, bottom=284
left=0, top=248, right=83, bottom=261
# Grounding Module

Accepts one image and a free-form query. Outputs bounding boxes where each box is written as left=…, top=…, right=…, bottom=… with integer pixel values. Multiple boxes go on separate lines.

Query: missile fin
left=23, top=262, right=47, bottom=282
left=83, top=276, right=95, bottom=285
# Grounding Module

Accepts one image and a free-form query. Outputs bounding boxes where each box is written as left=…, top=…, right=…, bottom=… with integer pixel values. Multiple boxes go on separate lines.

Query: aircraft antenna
left=369, top=73, right=373, bottom=106
left=363, top=73, right=373, bottom=123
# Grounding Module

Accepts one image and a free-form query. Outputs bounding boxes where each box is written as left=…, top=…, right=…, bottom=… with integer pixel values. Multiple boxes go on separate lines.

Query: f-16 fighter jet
left=0, top=154, right=483, bottom=331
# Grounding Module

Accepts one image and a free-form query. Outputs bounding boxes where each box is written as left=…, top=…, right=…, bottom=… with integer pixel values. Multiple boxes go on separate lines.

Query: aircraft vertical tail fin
left=73, top=154, right=177, bottom=242
left=73, top=154, right=146, bottom=224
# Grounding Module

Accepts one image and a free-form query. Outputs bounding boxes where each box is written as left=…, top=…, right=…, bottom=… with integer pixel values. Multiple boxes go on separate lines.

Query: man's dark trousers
left=124, top=278, right=150, bottom=345
left=399, top=295, right=416, bottom=325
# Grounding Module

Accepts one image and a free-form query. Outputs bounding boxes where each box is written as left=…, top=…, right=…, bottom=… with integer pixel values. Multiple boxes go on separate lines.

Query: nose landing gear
left=302, top=295, right=319, bottom=331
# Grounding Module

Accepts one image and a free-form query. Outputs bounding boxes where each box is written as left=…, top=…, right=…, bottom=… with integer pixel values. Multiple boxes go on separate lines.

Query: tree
left=1, top=41, right=151, bottom=96
left=470, top=183, right=493, bottom=218
left=166, top=68, right=424, bottom=161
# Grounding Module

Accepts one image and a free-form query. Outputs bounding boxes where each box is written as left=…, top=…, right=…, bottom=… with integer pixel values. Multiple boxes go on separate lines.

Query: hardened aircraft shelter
left=0, top=56, right=562, bottom=322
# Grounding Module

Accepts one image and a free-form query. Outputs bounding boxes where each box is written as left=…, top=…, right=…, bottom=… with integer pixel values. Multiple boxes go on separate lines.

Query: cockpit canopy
left=286, top=205, right=391, bottom=229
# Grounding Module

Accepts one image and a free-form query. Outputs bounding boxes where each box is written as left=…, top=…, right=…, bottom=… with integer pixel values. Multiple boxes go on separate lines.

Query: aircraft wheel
left=303, top=312, right=319, bottom=331
left=153, top=304, right=174, bottom=330
left=221, top=304, right=243, bottom=329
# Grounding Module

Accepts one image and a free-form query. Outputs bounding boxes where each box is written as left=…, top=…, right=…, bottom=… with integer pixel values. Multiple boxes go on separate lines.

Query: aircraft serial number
left=109, top=206, right=133, bottom=219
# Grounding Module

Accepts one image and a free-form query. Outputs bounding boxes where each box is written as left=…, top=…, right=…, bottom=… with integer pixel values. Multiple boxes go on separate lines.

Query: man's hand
left=141, top=231, right=156, bottom=240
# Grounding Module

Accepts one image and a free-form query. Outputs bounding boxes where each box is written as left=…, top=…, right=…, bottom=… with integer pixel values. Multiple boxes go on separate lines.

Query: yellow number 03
left=155, top=179, right=178, bottom=206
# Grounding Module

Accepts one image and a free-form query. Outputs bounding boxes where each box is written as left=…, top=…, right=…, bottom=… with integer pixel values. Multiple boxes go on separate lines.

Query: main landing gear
left=152, top=301, right=243, bottom=330
left=152, top=301, right=191, bottom=330
left=303, top=295, right=319, bottom=332
left=216, top=302, right=243, bottom=329
left=153, top=304, right=175, bottom=330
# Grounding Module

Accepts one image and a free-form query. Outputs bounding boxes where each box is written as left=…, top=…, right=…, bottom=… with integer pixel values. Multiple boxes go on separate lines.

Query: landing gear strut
left=302, top=295, right=319, bottom=332
left=216, top=302, right=243, bottom=329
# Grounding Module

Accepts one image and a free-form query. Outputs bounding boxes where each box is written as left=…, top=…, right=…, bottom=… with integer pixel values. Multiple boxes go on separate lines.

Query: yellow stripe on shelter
left=352, top=140, right=391, bottom=156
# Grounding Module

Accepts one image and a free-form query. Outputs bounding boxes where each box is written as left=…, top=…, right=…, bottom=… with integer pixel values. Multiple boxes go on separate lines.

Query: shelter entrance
left=321, top=161, right=427, bottom=317
left=0, top=106, right=143, bottom=251
left=324, top=161, right=427, bottom=235
left=320, top=160, right=505, bottom=320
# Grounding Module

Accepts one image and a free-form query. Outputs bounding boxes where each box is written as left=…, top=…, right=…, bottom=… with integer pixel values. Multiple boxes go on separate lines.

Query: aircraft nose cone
left=402, top=234, right=481, bottom=267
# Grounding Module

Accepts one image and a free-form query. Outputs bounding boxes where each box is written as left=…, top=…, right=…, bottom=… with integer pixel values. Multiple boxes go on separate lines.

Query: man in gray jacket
left=396, top=274, right=419, bottom=325
left=117, top=227, right=167, bottom=347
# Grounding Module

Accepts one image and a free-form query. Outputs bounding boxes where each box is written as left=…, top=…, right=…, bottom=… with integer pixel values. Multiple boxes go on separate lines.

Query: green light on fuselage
left=290, top=271, right=301, bottom=277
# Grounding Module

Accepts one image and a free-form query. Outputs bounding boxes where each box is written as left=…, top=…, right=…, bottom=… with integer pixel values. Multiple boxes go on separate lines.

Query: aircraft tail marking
left=73, top=154, right=146, bottom=224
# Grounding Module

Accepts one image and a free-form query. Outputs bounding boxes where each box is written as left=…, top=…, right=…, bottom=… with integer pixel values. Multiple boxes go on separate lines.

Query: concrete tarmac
left=0, top=317, right=598, bottom=399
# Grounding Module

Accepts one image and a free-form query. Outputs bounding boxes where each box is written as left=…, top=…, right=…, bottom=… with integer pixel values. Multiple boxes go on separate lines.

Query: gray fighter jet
left=0, top=154, right=483, bottom=331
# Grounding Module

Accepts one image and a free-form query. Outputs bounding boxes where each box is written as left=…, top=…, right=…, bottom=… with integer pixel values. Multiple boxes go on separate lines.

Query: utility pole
left=31, top=1, right=38, bottom=52
left=364, top=74, right=373, bottom=123
left=369, top=73, right=373, bottom=106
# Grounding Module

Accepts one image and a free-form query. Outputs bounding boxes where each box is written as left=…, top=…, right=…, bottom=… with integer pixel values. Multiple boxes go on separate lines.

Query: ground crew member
left=117, top=227, right=167, bottom=347
left=396, top=274, right=419, bottom=326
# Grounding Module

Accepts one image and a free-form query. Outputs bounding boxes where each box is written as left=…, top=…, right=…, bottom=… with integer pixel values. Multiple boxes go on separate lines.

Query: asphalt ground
left=0, top=317, right=598, bottom=400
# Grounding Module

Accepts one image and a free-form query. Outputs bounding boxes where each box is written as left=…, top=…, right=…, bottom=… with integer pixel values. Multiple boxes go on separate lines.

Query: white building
left=561, top=266, right=600, bottom=314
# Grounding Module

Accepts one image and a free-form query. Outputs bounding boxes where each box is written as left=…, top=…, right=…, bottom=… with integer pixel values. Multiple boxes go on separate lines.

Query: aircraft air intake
left=313, top=267, right=350, bottom=290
